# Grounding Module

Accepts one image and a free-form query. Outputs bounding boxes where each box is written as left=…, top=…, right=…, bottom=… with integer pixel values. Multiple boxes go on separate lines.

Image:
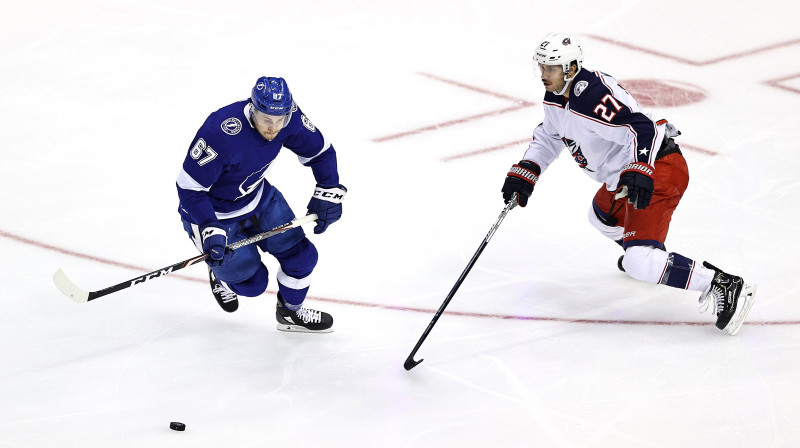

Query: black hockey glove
left=501, top=160, right=540, bottom=207
left=201, top=222, right=234, bottom=267
left=617, top=162, right=655, bottom=210
left=307, top=184, right=347, bottom=234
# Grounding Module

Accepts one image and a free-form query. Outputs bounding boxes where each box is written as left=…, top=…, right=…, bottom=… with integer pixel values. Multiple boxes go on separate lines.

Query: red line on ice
left=765, top=73, right=800, bottom=95
left=6, top=228, right=788, bottom=328
left=372, top=72, right=534, bottom=143
left=374, top=105, right=527, bottom=142
left=583, top=35, right=800, bottom=66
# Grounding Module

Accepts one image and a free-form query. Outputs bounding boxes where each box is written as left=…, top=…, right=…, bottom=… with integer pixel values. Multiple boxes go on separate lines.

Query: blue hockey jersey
left=176, top=100, right=339, bottom=227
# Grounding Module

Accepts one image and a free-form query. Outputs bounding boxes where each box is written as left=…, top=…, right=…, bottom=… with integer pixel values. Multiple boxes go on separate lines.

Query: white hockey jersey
left=523, top=68, right=667, bottom=190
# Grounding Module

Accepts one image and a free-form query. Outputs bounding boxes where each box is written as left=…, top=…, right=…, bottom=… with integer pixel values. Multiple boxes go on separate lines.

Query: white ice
left=2, top=1, right=800, bottom=447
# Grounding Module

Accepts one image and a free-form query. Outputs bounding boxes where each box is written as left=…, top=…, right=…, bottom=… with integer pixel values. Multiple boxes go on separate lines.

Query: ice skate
left=276, top=293, right=333, bottom=333
left=209, top=268, right=238, bottom=313
left=698, top=262, right=756, bottom=335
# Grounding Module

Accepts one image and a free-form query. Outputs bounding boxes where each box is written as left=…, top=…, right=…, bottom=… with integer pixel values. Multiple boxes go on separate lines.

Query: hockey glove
left=501, top=160, right=541, bottom=207
left=617, top=162, right=655, bottom=210
left=307, top=184, right=347, bottom=234
left=201, top=223, right=234, bottom=267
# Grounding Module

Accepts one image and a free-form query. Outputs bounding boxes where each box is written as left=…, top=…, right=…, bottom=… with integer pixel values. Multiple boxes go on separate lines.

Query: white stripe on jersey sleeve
left=297, top=137, right=331, bottom=165
left=176, top=168, right=210, bottom=192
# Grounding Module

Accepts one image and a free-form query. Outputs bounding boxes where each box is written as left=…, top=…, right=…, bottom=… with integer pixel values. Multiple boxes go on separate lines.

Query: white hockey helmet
left=534, top=33, right=584, bottom=82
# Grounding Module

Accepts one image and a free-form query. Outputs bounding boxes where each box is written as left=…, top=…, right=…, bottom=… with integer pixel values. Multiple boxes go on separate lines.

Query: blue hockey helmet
left=251, top=77, right=294, bottom=117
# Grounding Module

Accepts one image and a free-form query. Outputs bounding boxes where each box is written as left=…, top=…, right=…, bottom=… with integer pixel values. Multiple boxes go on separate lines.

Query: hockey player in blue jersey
left=176, top=76, right=345, bottom=333
left=501, top=33, right=756, bottom=335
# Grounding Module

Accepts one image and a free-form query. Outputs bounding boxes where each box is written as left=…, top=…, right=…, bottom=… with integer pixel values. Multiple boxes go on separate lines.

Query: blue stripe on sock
left=659, top=252, right=695, bottom=289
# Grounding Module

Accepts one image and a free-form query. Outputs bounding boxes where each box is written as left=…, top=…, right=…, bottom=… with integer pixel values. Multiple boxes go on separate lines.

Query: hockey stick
left=53, top=213, right=318, bottom=303
left=404, top=196, right=518, bottom=371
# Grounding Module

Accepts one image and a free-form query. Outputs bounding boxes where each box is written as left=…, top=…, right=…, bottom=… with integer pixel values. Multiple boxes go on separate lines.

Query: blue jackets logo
left=563, top=138, right=589, bottom=169
left=574, top=80, right=588, bottom=97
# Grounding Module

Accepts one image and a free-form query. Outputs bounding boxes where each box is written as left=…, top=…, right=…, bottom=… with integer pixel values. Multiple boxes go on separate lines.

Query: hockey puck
left=170, top=422, right=186, bottom=431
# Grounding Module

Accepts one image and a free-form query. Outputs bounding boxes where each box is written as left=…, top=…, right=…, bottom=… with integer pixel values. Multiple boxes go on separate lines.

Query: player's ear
left=569, top=61, right=578, bottom=77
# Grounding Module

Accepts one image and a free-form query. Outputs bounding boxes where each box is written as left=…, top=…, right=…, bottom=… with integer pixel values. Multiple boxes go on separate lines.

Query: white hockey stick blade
left=53, top=269, right=90, bottom=303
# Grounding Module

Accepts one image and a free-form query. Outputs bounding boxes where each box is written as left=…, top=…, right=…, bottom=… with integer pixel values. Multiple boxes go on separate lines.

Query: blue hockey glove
left=307, top=184, right=347, bottom=234
left=201, top=223, right=234, bottom=267
left=617, top=162, right=655, bottom=210
left=502, top=160, right=540, bottom=207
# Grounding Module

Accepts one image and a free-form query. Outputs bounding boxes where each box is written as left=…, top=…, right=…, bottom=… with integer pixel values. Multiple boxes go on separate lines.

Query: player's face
left=538, top=64, right=566, bottom=93
left=251, top=110, right=287, bottom=141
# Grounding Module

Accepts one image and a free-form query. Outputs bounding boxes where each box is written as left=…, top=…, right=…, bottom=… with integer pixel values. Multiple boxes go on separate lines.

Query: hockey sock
left=686, top=263, right=715, bottom=293
left=657, top=252, right=695, bottom=289
left=276, top=269, right=311, bottom=311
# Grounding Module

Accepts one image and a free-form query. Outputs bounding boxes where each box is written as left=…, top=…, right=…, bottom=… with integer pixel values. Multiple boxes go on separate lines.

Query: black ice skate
left=209, top=268, right=238, bottom=313
left=276, top=293, right=333, bottom=333
left=698, top=262, right=756, bottom=335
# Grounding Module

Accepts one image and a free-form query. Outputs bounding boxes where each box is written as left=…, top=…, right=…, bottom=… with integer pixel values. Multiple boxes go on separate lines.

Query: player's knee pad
left=228, top=263, right=269, bottom=297
left=273, top=237, right=318, bottom=279
left=621, top=245, right=669, bottom=283
left=588, top=202, right=623, bottom=241
left=210, top=244, right=263, bottom=284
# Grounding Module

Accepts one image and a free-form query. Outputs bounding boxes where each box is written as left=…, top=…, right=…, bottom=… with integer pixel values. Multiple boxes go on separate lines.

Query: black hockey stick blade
left=404, top=356, right=423, bottom=371
left=403, top=197, right=516, bottom=371
left=53, top=214, right=318, bottom=303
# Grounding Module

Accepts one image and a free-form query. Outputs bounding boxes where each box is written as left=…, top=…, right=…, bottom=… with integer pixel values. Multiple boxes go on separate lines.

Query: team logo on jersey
left=563, top=137, right=590, bottom=170
left=574, top=80, right=588, bottom=97
left=221, top=118, right=242, bottom=135
left=301, top=114, right=316, bottom=132
left=236, top=162, right=272, bottom=200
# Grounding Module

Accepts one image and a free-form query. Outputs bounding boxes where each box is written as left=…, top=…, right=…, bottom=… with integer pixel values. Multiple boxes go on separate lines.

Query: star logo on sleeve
left=639, top=148, right=650, bottom=156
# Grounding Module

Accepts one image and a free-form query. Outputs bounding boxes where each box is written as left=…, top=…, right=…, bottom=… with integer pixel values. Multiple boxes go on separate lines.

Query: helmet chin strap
left=555, top=71, right=577, bottom=96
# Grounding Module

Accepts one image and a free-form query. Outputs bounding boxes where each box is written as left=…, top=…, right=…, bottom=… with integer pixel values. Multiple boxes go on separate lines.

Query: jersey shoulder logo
left=301, top=114, right=316, bottom=132
left=574, top=80, right=588, bottom=97
left=221, top=117, right=242, bottom=135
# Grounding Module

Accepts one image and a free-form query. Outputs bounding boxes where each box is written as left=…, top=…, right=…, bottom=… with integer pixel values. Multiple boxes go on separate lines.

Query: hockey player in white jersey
left=501, top=33, right=756, bottom=335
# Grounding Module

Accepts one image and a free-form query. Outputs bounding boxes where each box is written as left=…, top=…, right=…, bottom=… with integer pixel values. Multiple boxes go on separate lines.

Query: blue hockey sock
left=278, top=285, right=309, bottom=312
left=658, top=252, right=695, bottom=289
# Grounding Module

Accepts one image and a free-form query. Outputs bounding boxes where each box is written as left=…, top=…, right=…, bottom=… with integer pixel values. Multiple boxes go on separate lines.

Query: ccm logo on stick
left=130, top=268, right=175, bottom=286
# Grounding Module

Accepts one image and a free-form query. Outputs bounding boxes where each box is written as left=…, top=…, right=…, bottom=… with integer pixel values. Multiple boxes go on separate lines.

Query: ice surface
left=2, top=1, right=800, bottom=446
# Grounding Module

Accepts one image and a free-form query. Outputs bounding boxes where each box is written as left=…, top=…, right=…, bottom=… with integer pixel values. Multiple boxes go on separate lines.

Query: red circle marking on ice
left=620, top=79, right=707, bottom=108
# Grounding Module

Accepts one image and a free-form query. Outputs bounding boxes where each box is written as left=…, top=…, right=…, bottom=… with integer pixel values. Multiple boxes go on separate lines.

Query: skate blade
left=725, top=283, right=757, bottom=336
left=276, top=324, right=334, bottom=334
